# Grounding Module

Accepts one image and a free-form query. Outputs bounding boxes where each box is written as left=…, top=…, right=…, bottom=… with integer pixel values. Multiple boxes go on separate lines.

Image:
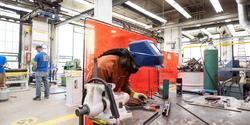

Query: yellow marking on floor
left=35, top=114, right=77, bottom=125
left=12, top=117, right=38, bottom=125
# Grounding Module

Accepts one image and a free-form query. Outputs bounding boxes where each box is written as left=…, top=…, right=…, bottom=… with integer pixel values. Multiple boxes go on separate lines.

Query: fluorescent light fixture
left=71, top=21, right=84, bottom=26
left=225, top=19, right=231, bottom=22
left=59, top=17, right=65, bottom=21
left=0, top=9, right=20, bottom=18
left=61, top=7, right=80, bottom=16
left=74, top=0, right=94, bottom=8
left=112, top=12, right=152, bottom=29
left=201, top=28, right=212, bottom=38
left=124, top=1, right=167, bottom=23
left=209, top=0, right=223, bottom=13
left=182, top=31, right=194, bottom=39
left=0, top=2, right=32, bottom=12
left=165, top=0, right=192, bottom=19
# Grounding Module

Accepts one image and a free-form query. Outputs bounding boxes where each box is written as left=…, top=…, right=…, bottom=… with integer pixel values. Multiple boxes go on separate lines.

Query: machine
left=63, top=59, right=82, bottom=71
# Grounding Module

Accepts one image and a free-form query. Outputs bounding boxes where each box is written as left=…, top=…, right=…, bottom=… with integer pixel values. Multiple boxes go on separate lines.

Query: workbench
left=5, top=69, right=29, bottom=92
left=125, top=93, right=250, bottom=125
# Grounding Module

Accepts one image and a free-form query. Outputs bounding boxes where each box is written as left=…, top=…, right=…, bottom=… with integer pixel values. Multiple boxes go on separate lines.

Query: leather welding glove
left=133, top=92, right=148, bottom=102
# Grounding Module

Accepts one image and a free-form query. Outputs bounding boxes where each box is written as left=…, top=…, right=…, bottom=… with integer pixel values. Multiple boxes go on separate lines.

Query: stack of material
left=179, top=58, right=203, bottom=72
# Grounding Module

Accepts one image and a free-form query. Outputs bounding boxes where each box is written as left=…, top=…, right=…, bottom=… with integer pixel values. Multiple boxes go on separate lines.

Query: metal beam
left=55, top=8, right=93, bottom=27
left=113, top=0, right=129, bottom=6
left=183, top=20, right=239, bottom=31
left=55, top=0, right=128, bottom=27
left=152, top=13, right=238, bottom=30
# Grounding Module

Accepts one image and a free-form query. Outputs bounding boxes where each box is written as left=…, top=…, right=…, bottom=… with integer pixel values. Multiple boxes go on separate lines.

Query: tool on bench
left=162, top=101, right=171, bottom=116
left=126, top=105, right=160, bottom=112
left=182, top=90, right=204, bottom=95
left=143, top=112, right=161, bottom=125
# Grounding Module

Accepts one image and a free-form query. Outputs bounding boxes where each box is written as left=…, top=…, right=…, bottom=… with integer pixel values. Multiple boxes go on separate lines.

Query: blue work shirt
left=34, top=52, right=49, bottom=72
left=0, top=55, right=7, bottom=73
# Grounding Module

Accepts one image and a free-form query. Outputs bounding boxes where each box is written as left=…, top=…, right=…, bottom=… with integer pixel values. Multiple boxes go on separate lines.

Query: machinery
left=63, top=59, right=82, bottom=71
left=5, top=69, right=29, bottom=92
left=61, top=59, right=82, bottom=86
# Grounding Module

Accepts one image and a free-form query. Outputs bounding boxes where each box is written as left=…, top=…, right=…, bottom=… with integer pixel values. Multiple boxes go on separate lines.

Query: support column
left=49, top=21, right=57, bottom=67
left=163, top=27, right=182, bottom=65
left=94, top=0, right=112, bottom=24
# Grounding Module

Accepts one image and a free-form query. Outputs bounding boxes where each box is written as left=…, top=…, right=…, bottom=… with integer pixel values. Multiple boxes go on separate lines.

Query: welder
left=87, top=40, right=163, bottom=102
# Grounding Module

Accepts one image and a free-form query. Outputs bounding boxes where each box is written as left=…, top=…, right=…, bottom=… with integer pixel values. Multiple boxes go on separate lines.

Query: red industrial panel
left=159, top=52, right=178, bottom=85
left=84, top=18, right=158, bottom=95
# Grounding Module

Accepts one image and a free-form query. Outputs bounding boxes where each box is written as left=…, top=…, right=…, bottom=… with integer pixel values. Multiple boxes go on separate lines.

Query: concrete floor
left=0, top=73, right=203, bottom=125
left=0, top=87, right=78, bottom=125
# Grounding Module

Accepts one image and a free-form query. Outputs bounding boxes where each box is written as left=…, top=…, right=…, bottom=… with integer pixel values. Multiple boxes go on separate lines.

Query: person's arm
left=121, top=80, right=147, bottom=102
left=121, top=82, right=135, bottom=97
left=34, top=55, right=38, bottom=71
left=3, top=57, right=8, bottom=68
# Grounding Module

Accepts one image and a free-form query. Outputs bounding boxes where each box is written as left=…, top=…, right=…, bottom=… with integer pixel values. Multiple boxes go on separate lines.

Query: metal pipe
left=176, top=103, right=209, bottom=125
left=236, top=0, right=250, bottom=33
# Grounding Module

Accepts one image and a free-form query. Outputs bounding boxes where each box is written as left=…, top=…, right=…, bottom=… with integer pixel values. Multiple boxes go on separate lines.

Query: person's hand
left=245, top=96, right=250, bottom=102
left=133, top=92, right=148, bottom=102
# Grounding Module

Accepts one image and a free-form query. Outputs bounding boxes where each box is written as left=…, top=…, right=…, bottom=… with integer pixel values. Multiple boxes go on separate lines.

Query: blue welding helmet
left=128, top=40, right=164, bottom=68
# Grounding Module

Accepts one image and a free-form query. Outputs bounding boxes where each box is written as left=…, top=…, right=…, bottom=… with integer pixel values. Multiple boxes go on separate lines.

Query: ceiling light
left=61, top=7, right=80, bottom=16
left=112, top=12, right=152, bottom=29
left=0, top=9, right=20, bottom=18
left=165, top=0, right=192, bottom=19
left=0, top=18, right=7, bottom=20
left=201, top=28, right=212, bottom=38
left=74, top=0, right=94, bottom=8
left=124, top=1, right=167, bottom=23
left=71, top=21, right=84, bottom=26
left=225, top=19, right=231, bottom=22
left=209, top=0, right=223, bottom=13
left=182, top=31, right=194, bottom=39
left=0, top=2, right=32, bottom=12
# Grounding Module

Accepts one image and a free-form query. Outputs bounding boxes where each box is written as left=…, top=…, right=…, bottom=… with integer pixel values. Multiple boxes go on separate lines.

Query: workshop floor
left=0, top=87, right=78, bottom=125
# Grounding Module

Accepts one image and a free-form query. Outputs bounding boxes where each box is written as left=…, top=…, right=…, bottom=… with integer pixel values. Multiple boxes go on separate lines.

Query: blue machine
left=218, top=60, right=240, bottom=81
left=128, top=40, right=164, bottom=67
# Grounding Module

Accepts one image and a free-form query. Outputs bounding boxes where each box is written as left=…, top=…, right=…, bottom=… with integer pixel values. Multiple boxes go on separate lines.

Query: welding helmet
left=128, top=40, right=164, bottom=68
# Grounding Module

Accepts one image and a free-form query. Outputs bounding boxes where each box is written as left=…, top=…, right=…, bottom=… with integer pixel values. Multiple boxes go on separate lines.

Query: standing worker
left=87, top=40, right=163, bottom=102
left=0, top=55, right=8, bottom=88
left=33, top=45, right=49, bottom=101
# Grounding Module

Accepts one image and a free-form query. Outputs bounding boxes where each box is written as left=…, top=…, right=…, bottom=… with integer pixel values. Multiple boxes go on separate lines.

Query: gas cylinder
left=204, top=42, right=218, bottom=90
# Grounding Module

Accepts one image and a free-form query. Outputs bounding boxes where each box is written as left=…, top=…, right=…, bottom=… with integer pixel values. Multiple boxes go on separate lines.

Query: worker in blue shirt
left=33, top=45, right=49, bottom=101
left=0, top=55, right=7, bottom=88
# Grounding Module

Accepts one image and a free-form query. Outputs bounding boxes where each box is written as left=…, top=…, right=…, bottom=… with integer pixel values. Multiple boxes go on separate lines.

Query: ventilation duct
left=236, top=0, right=250, bottom=33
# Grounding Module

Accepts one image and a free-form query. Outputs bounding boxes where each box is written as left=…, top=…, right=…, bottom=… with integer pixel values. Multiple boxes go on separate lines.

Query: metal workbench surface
left=125, top=93, right=250, bottom=125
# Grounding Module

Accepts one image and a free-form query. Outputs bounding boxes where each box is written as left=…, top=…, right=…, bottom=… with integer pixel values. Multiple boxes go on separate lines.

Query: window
left=0, top=20, right=20, bottom=68
left=57, top=25, right=84, bottom=73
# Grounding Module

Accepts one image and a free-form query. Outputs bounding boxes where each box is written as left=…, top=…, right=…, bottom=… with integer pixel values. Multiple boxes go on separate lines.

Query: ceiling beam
left=152, top=13, right=238, bottom=30
left=55, top=8, right=93, bottom=27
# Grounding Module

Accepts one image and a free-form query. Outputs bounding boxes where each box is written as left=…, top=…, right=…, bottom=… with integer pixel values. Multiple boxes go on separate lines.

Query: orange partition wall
left=159, top=52, right=178, bottom=84
left=84, top=18, right=158, bottom=95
